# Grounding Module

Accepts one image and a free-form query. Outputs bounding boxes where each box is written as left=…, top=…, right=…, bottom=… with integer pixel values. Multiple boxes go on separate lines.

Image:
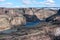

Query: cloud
left=33, top=0, right=55, bottom=6
left=0, top=0, right=5, bottom=2
left=5, top=3, right=13, bottom=5
left=46, top=0, right=54, bottom=3
left=0, top=0, right=56, bottom=7
left=44, top=0, right=55, bottom=5
left=22, top=0, right=56, bottom=6
left=22, top=0, right=31, bottom=5
left=0, top=2, right=13, bottom=7
left=14, top=6, right=20, bottom=8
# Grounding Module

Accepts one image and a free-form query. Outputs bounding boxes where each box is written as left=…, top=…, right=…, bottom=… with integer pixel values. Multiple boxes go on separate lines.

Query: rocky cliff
left=0, top=8, right=59, bottom=40
left=0, top=8, right=58, bottom=32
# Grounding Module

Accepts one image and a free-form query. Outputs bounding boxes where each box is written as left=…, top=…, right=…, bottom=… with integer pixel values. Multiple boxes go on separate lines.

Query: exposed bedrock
left=0, top=15, right=11, bottom=31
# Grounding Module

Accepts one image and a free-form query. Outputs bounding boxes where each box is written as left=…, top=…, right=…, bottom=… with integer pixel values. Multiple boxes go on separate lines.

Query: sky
left=0, top=0, right=60, bottom=8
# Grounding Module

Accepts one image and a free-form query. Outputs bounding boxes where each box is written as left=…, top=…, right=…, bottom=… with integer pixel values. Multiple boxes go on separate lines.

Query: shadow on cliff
left=45, top=9, right=60, bottom=22
left=23, top=14, right=40, bottom=22
left=0, top=14, right=41, bottom=34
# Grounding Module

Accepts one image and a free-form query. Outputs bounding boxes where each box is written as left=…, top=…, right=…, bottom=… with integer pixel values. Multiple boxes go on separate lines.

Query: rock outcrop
left=0, top=15, right=11, bottom=31
left=35, top=9, right=57, bottom=20
left=25, top=8, right=33, bottom=15
left=11, top=16, right=26, bottom=26
left=0, top=13, right=26, bottom=32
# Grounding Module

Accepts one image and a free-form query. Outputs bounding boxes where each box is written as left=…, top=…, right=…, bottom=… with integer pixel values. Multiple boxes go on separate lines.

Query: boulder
left=53, top=16, right=60, bottom=24
left=54, top=27, right=60, bottom=36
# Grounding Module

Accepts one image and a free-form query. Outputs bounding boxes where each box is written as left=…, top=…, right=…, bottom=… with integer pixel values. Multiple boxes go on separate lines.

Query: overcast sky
left=0, top=0, right=60, bottom=8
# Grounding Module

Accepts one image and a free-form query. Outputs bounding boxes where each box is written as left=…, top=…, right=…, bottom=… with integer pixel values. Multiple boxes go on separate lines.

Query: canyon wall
left=0, top=8, right=58, bottom=32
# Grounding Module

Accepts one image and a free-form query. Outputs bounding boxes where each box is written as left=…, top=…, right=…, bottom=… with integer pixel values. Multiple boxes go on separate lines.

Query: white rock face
left=54, top=27, right=60, bottom=36
left=0, top=15, right=11, bottom=31
left=11, top=16, right=26, bottom=26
